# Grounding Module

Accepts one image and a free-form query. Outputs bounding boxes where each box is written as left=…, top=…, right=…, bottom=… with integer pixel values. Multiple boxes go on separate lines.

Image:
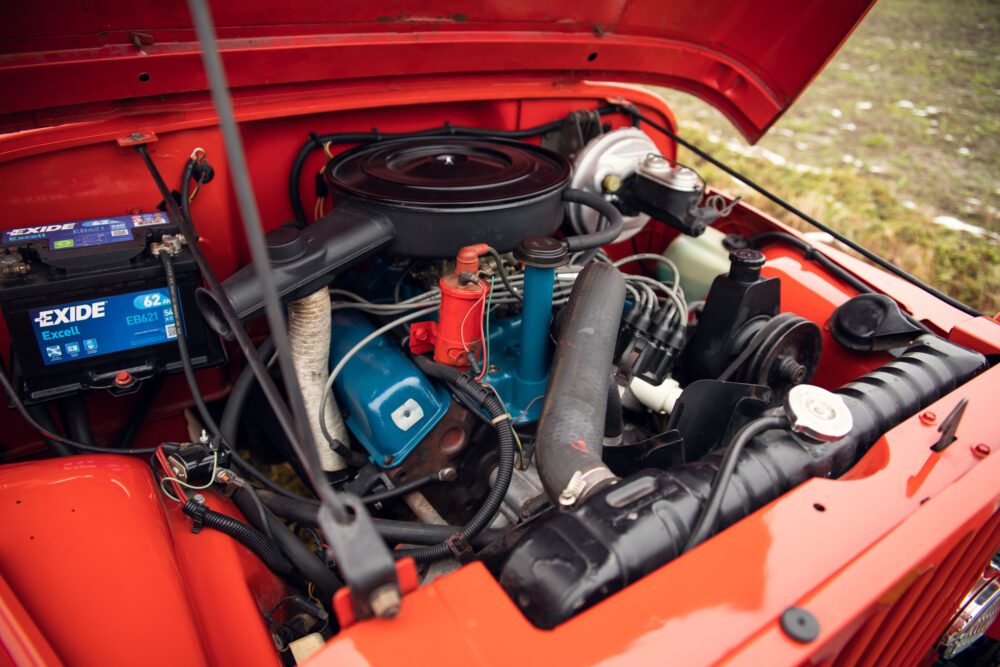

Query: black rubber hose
left=26, top=404, right=73, bottom=457
left=604, top=379, right=623, bottom=441
left=231, top=486, right=343, bottom=601
left=219, top=337, right=276, bottom=446
left=182, top=498, right=293, bottom=575
left=486, top=247, right=522, bottom=302
left=60, top=395, right=95, bottom=446
left=535, top=262, right=625, bottom=505
left=561, top=189, right=625, bottom=252
left=256, top=490, right=504, bottom=549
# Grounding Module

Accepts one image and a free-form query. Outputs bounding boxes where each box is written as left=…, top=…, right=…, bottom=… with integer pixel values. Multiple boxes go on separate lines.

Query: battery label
left=1, top=213, right=169, bottom=250
left=30, top=289, right=181, bottom=366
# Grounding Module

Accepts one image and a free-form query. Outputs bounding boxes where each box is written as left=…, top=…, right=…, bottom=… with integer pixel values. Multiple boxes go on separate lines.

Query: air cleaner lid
left=325, top=137, right=570, bottom=208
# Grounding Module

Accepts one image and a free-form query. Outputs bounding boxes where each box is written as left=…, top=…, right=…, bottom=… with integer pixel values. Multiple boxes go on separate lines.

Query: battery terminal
left=151, top=234, right=187, bottom=257
left=0, top=252, right=29, bottom=278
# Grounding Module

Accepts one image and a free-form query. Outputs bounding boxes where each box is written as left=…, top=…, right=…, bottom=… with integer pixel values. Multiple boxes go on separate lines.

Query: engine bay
left=1, top=89, right=995, bottom=664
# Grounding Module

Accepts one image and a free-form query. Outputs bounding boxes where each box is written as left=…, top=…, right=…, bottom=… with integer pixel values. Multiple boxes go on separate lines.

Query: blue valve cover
left=329, top=310, right=450, bottom=467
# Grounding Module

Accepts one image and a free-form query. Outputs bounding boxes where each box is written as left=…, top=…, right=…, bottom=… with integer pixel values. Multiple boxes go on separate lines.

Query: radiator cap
left=784, top=384, right=853, bottom=441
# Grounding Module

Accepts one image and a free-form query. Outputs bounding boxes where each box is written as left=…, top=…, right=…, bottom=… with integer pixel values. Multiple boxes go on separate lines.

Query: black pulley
left=742, top=313, right=822, bottom=390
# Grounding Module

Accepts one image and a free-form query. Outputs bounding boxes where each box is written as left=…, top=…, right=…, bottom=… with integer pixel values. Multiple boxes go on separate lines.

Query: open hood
left=0, top=1, right=874, bottom=140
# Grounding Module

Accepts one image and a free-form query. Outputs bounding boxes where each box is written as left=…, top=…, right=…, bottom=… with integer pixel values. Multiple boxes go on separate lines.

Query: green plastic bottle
left=658, top=226, right=732, bottom=303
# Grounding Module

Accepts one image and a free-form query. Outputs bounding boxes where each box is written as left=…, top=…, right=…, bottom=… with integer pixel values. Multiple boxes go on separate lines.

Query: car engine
left=1, top=96, right=995, bottom=663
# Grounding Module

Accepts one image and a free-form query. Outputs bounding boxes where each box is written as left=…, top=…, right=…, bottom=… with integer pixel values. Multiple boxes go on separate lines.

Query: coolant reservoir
left=659, top=226, right=733, bottom=302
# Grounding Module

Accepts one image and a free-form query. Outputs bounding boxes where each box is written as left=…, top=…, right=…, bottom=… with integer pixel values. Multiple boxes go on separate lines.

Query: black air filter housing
left=324, top=137, right=571, bottom=257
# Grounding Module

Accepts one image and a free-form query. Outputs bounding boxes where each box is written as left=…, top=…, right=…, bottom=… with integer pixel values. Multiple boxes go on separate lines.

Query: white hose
left=287, top=289, right=347, bottom=471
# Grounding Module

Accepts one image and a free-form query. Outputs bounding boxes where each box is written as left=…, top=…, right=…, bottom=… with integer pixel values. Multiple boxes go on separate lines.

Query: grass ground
left=651, top=0, right=1000, bottom=314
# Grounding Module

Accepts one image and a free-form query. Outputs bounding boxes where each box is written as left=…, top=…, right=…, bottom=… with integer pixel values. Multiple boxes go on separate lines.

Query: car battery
left=0, top=212, right=224, bottom=402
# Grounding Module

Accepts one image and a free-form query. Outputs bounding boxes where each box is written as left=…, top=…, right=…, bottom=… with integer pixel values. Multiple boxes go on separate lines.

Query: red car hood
left=0, top=1, right=873, bottom=140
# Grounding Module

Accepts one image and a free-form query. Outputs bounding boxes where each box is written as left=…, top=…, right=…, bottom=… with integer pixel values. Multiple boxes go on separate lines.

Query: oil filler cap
left=784, top=384, right=853, bottom=441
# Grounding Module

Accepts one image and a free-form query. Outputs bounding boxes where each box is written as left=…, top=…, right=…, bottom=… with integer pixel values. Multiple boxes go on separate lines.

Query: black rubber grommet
left=780, top=606, right=820, bottom=643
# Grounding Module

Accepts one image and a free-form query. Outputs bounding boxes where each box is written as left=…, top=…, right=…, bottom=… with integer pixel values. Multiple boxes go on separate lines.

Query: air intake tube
left=534, top=262, right=625, bottom=508
left=501, top=334, right=987, bottom=629
left=196, top=202, right=394, bottom=339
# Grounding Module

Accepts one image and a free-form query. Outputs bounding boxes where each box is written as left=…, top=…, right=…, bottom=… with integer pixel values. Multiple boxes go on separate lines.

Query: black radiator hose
left=182, top=498, right=293, bottom=575
left=501, top=335, right=987, bottom=629
left=535, top=262, right=626, bottom=507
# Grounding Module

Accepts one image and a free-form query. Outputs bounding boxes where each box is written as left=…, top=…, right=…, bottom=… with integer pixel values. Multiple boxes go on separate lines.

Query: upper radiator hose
left=534, top=262, right=626, bottom=508
left=501, top=335, right=987, bottom=629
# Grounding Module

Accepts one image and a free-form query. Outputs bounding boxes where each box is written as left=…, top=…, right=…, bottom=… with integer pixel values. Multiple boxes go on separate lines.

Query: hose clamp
left=558, top=466, right=617, bottom=508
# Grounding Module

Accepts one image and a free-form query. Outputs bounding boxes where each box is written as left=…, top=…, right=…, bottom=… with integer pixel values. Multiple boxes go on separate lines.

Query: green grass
left=650, top=0, right=1000, bottom=314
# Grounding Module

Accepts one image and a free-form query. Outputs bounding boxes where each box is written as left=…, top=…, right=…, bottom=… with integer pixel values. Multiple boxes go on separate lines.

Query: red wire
left=475, top=281, right=490, bottom=381
left=156, top=444, right=187, bottom=502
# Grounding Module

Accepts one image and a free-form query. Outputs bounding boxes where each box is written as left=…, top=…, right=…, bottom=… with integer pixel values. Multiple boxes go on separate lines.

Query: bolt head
left=973, top=443, right=991, bottom=458
left=919, top=411, right=937, bottom=426
left=369, top=585, right=401, bottom=618
left=130, top=132, right=144, bottom=141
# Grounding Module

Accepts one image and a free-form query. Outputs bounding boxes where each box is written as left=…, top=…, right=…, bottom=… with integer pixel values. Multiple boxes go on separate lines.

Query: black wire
left=113, top=375, right=166, bottom=450
left=136, top=144, right=346, bottom=519
left=240, top=480, right=276, bottom=542
left=620, top=106, right=982, bottom=318
left=186, top=0, right=350, bottom=523
left=0, top=357, right=164, bottom=455
left=161, top=251, right=229, bottom=446
left=485, top=247, right=522, bottom=302
left=289, top=106, right=623, bottom=225
left=392, top=259, right=419, bottom=304
left=26, top=404, right=72, bottom=457
left=682, top=415, right=788, bottom=552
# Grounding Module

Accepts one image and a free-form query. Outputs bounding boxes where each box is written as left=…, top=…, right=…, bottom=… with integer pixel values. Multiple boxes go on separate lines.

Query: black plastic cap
left=514, top=236, right=568, bottom=268
left=830, top=293, right=925, bottom=352
left=265, top=226, right=307, bottom=264
left=728, top=248, right=766, bottom=283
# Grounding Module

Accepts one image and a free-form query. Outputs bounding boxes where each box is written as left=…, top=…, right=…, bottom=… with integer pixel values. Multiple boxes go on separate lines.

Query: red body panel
left=0, top=0, right=875, bottom=141
left=0, top=66, right=998, bottom=666
left=0, top=456, right=284, bottom=666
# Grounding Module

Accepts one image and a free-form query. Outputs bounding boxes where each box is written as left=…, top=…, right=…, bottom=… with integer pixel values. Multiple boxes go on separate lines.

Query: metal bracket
left=931, top=397, right=968, bottom=452
left=117, top=132, right=158, bottom=148
left=317, top=493, right=401, bottom=621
